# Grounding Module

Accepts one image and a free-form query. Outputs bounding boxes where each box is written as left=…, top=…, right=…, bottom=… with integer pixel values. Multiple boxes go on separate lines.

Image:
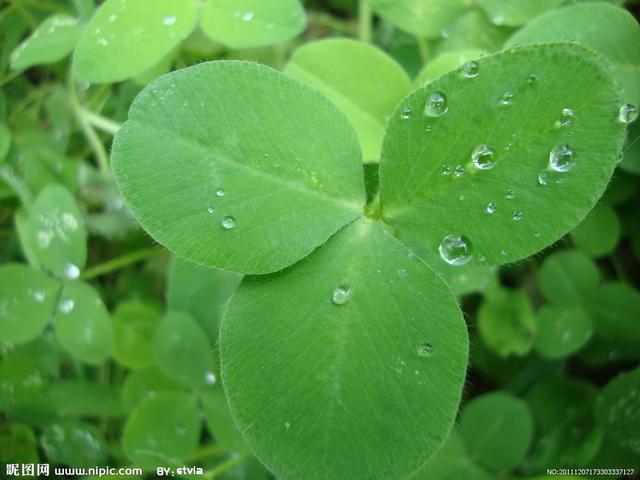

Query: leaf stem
left=81, top=248, right=161, bottom=280
left=185, top=443, right=226, bottom=462
left=416, top=37, right=430, bottom=64
left=0, top=164, right=32, bottom=208
left=68, top=74, right=111, bottom=172
left=203, top=453, right=249, bottom=479
left=80, top=108, right=122, bottom=135
left=358, top=0, right=373, bottom=43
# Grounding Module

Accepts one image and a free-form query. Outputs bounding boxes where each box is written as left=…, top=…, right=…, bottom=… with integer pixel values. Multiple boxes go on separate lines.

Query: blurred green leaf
left=538, top=250, right=600, bottom=306
left=460, top=391, right=534, bottom=471
left=0, top=123, right=10, bottom=160
left=534, top=305, right=592, bottom=358
left=201, top=388, right=250, bottom=454
left=0, top=263, right=60, bottom=345
left=477, top=0, right=563, bottom=27
left=122, top=368, right=181, bottom=411
left=588, top=282, right=640, bottom=341
left=570, top=205, right=621, bottom=257
left=0, top=424, right=39, bottom=463
left=112, top=301, right=161, bottom=369
left=414, top=49, right=486, bottom=85
left=368, top=0, right=467, bottom=37
left=41, top=422, right=108, bottom=467
left=286, top=39, right=411, bottom=162
left=45, top=380, right=125, bottom=417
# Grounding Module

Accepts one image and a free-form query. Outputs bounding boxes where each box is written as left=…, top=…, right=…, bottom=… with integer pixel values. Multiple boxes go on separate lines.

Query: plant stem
left=0, top=164, right=32, bottom=208
left=186, top=444, right=226, bottom=463
left=81, top=248, right=160, bottom=280
left=68, top=74, right=110, bottom=172
left=80, top=108, right=122, bottom=135
left=416, top=37, right=430, bottom=64
left=203, top=453, right=249, bottom=479
left=358, top=0, right=372, bottom=43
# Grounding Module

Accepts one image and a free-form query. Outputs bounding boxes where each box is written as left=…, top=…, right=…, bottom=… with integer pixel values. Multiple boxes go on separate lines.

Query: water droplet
left=500, top=91, right=514, bottom=106
left=471, top=144, right=497, bottom=170
left=512, top=211, right=523, bottom=221
left=215, top=188, right=225, bottom=197
left=397, top=268, right=408, bottom=278
left=441, top=165, right=452, bottom=176
left=527, top=74, right=538, bottom=83
left=400, top=107, right=412, bottom=120
left=424, top=91, right=448, bottom=117
left=425, top=124, right=433, bottom=133
left=486, top=202, right=496, bottom=214
left=207, top=207, right=215, bottom=214
left=501, top=249, right=508, bottom=256
left=538, top=171, right=548, bottom=186
left=108, top=14, right=118, bottom=22
left=284, top=422, right=291, bottom=430
left=439, top=235, right=473, bottom=266
left=460, top=61, right=479, bottom=78
left=59, top=298, right=74, bottom=314
left=619, top=104, right=638, bottom=124
left=491, top=13, right=505, bottom=25
left=416, top=343, right=434, bottom=358
left=332, top=286, right=352, bottom=306
left=556, top=107, right=574, bottom=128
left=562, top=331, right=572, bottom=342
left=97, top=38, right=108, bottom=47
left=454, top=165, right=465, bottom=177
left=204, top=372, right=217, bottom=385
left=505, top=189, right=515, bottom=200
left=242, top=11, right=254, bottom=21
left=533, top=232, right=541, bottom=238
left=549, top=143, right=576, bottom=172
left=64, top=263, right=80, bottom=280
left=222, top=216, right=236, bottom=229
left=163, top=15, right=176, bottom=26
left=32, top=289, right=46, bottom=303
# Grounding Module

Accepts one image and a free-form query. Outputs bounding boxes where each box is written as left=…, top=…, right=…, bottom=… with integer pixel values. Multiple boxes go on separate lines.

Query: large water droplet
left=500, top=92, right=514, bottom=106
left=486, top=202, right=496, bottom=214
left=471, top=144, right=497, bottom=170
left=439, top=235, right=473, bottom=266
left=460, top=61, right=479, bottom=78
left=424, top=91, right=448, bottom=117
left=222, top=216, right=236, bottom=229
left=416, top=343, right=434, bottom=358
left=400, top=107, right=412, bottom=120
left=215, top=188, right=225, bottom=197
left=619, top=104, right=638, bottom=124
left=549, top=143, right=576, bottom=172
left=204, top=372, right=217, bottom=385
left=556, top=107, right=574, bottom=128
left=332, top=286, right=351, bottom=306
left=64, top=263, right=80, bottom=280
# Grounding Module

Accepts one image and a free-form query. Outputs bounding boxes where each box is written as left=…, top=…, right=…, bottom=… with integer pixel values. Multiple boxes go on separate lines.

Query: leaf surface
left=220, top=218, right=468, bottom=479
left=286, top=39, right=411, bottom=162
left=73, top=0, right=199, bottom=83
left=379, top=44, right=626, bottom=266
left=200, top=0, right=306, bottom=49
left=534, top=305, right=592, bottom=358
left=112, top=61, right=365, bottom=274
left=538, top=251, right=600, bottom=306
left=112, top=301, right=161, bottom=369
left=477, top=0, right=563, bottom=27
left=570, top=204, right=621, bottom=257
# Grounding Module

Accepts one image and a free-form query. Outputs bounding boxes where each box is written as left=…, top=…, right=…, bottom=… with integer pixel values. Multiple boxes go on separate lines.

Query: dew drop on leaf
left=64, top=263, right=80, bottom=280
left=527, top=74, right=538, bottom=83
left=416, top=343, right=434, bottom=358
left=221, top=216, right=236, bottom=229
left=500, top=92, right=514, bottom=106
left=331, top=286, right=352, bottom=306
left=556, top=107, right=575, bottom=128
left=400, top=107, right=412, bottom=120
left=549, top=143, right=576, bottom=172
left=242, top=11, right=254, bottom=21
left=460, top=61, right=479, bottom=78
left=438, top=235, right=473, bottom=266
left=215, top=188, right=225, bottom=197
left=619, top=104, right=638, bottom=124
left=207, top=207, right=215, bottom=214
left=163, top=15, right=176, bottom=26
left=512, top=211, right=523, bottom=221
left=425, top=124, right=433, bottom=133
left=454, top=165, right=465, bottom=177
left=441, top=165, right=452, bottom=176
left=505, top=189, right=516, bottom=200
left=204, top=372, right=217, bottom=385
left=397, top=268, right=408, bottom=278
left=59, top=298, right=74, bottom=314
left=424, top=91, right=448, bottom=117
left=538, top=171, right=548, bottom=186
left=32, top=289, right=46, bottom=303
left=486, top=202, right=496, bottom=214
left=471, top=145, right=497, bottom=170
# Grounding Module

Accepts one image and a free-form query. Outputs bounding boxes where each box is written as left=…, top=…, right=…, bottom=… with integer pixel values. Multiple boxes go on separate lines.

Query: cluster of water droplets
left=207, top=187, right=236, bottom=230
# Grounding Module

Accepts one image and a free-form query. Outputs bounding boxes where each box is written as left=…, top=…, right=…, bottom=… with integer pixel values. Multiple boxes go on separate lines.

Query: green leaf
left=433, top=9, right=513, bottom=56
left=587, top=282, right=640, bottom=341
left=112, top=301, right=161, bottom=369
left=0, top=263, right=60, bottom=344
left=220, top=218, right=468, bottom=479
left=200, top=0, right=306, bottom=49
left=538, top=250, right=600, bottom=306
left=379, top=44, right=625, bottom=266
left=0, top=424, right=39, bottom=463
left=477, top=0, right=564, bottom=27
left=112, top=61, right=365, bottom=274
left=505, top=3, right=640, bottom=104
left=570, top=204, right=621, bottom=257
left=41, top=422, right=108, bottom=467
left=0, top=122, right=10, bottom=160
left=0, top=352, right=47, bottom=410
left=10, top=15, right=82, bottom=71
left=478, top=288, right=536, bottom=357
left=27, top=184, right=87, bottom=280
left=44, top=380, right=126, bottom=417
left=167, top=256, right=241, bottom=342
left=122, top=392, right=201, bottom=469
left=54, top=281, right=113, bottom=364
left=415, top=49, right=486, bottom=86
left=153, top=311, right=215, bottom=388
left=122, top=368, right=181, bottom=411
left=594, top=367, right=640, bottom=458
left=285, top=39, right=411, bottom=163
left=459, top=391, right=534, bottom=472
left=73, top=0, right=199, bottom=83
left=201, top=388, right=250, bottom=454
left=436, top=262, right=497, bottom=297
left=367, top=0, right=467, bottom=38
left=533, top=305, right=592, bottom=358
left=620, top=120, right=640, bottom=175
